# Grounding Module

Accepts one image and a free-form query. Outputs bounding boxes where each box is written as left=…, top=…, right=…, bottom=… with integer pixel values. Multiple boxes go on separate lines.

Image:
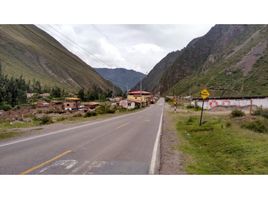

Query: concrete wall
left=193, top=97, right=268, bottom=110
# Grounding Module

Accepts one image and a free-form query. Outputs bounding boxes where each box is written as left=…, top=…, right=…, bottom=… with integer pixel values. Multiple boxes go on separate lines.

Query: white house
left=119, top=100, right=136, bottom=110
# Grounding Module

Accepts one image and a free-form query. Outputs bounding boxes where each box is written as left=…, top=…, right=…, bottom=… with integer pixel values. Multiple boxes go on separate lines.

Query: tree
left=78, top=88, right=85, bottom=101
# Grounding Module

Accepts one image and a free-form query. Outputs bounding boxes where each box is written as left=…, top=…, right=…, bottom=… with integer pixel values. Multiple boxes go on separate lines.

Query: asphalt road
left=0, top=98, right=164, bottom=174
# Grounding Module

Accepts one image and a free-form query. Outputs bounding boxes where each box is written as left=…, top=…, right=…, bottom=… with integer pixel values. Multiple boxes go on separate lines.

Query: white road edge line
left=0, top=109, right=147, bottom=148
left=149, top=103, right=164, bottom=174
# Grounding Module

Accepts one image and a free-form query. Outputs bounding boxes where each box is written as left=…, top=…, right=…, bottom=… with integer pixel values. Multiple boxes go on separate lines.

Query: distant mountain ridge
left=139, top=24, right=268, bottom=97
left=133, top=50, right=181, bottom=93
left=95, top=68, right=146, bottom=92
left=0, top=25, right=117, bottom=93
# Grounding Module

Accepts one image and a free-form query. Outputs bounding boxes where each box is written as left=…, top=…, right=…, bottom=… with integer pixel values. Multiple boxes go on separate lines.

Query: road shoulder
left=160, top=103, right=186, bottom=174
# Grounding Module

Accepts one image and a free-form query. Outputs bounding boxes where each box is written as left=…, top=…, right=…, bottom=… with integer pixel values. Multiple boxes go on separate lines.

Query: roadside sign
left=199, top=89, right=209, bottom=126
left=200, top=89, right=210, bottom=100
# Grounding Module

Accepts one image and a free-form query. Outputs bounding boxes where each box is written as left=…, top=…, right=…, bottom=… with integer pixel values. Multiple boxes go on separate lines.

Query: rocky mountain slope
left=133, top=50, right=181, bottom=93
left=0, top=25, right=117, bottom=93
left=141, top=24, right=268, bottom=97
left=95, top=68, right=145, bottom=92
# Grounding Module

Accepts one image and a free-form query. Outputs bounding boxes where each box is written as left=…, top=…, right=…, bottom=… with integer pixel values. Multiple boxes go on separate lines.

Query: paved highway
left=0, top=98, right=164, bottom=174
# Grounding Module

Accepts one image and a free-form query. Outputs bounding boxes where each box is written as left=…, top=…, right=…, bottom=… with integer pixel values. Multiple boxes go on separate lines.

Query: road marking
left=20, top=150, right=72, bottom=175
left=149, top=102, right=164, bottom=174
left=0, top=108, right=148, bottom=148
left=116, top=122, right=129, bottom=129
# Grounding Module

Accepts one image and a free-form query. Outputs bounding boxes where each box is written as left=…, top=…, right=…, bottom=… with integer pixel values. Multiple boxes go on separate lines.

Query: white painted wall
left=193, top=98, right=268, bottom=110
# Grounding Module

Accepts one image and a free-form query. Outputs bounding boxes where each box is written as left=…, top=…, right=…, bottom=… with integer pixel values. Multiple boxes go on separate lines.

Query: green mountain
left=142, top=24, right=268, bottom=97
left=0, top=25, right=117, bottom=93
left=95, top=68, right=145, bottom=92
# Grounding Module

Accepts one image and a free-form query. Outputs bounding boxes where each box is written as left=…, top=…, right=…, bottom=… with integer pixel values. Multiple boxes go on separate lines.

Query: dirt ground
left=159, top=103, right=186, bottom=174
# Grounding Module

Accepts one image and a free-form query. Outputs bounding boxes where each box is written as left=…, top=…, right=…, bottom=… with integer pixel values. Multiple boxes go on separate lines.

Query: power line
left=91, top=25, right=119, bottom=48
left=38, top=24, right=115, bottom=68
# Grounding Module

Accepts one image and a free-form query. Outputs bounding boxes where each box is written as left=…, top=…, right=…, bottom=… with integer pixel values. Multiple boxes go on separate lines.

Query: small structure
left=80, top=102, right=100, bottom=111
left=192, top=96, right=268, bottom=111
left=50, top=100, right=64, bottom=110
left=36, top=100, right=49, bottom=108
left=40, top=93, right=50, bottom=98
left=64, top=97, right=80, bottom=111
left=119, top=100, right=136, bottom=109
left=127, top=90, right=152, bottom=106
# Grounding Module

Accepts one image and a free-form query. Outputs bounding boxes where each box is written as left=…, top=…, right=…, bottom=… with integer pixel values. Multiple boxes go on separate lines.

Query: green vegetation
left=0, top=130, right=23, bottom=140
left=84, top=111, right=97, bottom=118
left=241, top=120, right=268, bottom=133
left=253, top=108, right=268, bottom=119
left=175, top=111, right=268, bottom=174
left=0, top=25, right=118, bottom=94
left=231, top=109, right=245, bottom=117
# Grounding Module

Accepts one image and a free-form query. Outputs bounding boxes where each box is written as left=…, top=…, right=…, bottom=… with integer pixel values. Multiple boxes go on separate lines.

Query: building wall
left=64, top=102, right=80, bottom=110
left=127, top=94, right=151, bottom=103
left=193, top=98, right=268, bottom=110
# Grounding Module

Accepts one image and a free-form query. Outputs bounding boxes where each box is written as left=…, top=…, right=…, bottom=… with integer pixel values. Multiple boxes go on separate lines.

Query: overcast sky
left=37, top=24, right=213, bottom=74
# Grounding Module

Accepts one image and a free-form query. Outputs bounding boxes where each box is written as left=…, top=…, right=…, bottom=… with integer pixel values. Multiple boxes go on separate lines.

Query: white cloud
left=37, top=24, right=213, bottom=73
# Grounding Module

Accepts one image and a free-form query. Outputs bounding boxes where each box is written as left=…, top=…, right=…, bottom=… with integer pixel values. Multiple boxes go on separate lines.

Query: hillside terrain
left=0, top=25, right=117, bottom=93
left=133, top=50, right=181, bottom=93
left=140, top=25, right=268, bottom=97
left=95, top=68, right=145, bottom=92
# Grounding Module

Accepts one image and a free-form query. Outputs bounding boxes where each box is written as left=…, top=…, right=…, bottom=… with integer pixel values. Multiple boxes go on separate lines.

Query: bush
left=252, top=108, right=268, bottom=119
left=96, top=105, right=106, bottom=114
left=107, top=108, right=116, bottom=114
left=186, top=104, right=195, bottom=109
left=39, top=115, right=53, bottom=125
left=231, top=109, right=245, bottom=117
left=73, top=113, right=83, bottom=117
left=225, top=121, right=232, bottom=127
left=241, top=120, right=267, bottom=133
left=84, top=111, right=97, bottom=118
left=186, top=116, right=195, bottom=125
left=0, top=103, right=12, bottom=111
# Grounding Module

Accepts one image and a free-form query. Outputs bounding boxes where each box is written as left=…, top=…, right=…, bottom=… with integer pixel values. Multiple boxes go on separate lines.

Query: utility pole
left=112, top=84, right=114, bottom=98
left=140, top=77, right=142, bottom=108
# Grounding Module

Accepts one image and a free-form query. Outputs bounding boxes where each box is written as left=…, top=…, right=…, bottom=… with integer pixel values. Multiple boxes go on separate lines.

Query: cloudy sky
left=38, top=24, right=213, bottom=74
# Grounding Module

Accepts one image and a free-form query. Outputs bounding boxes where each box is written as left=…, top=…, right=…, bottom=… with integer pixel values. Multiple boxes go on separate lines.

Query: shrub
left=186, top=104, right=195, bottom=109
left=96, top=105, right=106, bottom=114
left=39, top=115, right=53, bottom=125
left=73, top=113, right=83, bottom=117
left=186, top=116, right=195, bottom=125
left=0, top=103, right=12, bottom=111
left=261, top=109, right=268, bottom=119
left=231, top=109, right=245, bottom=117
left=241, top=120, right=267, bottom=133
left=56, top=116, right=66, bottom=122
left=84, top=111, right=97, bottom=118
left=225, top=121, right=232, bottom=127
left=252, top=108, right=268, bottom=119
left=107, top=108, right=116, bottom=114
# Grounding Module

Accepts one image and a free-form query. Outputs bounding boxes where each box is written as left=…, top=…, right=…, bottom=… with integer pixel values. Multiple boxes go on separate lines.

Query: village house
left=36, top=100, right=49, bottom=108
left=64, top=97, right=80, bottom=111
left=49, top=100, right=64, bottom=110
left=127, top=90, right=152, bottom=106
left=80, top=102, right=100, bottom=112
left=119, top=100, right=136, bottom=109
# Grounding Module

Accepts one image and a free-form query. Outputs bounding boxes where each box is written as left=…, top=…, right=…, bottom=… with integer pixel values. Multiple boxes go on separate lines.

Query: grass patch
left=176, top=113, right=268, bottom=174
left=241, top=120, right=268, bottom=133
left=0, top=129, right=24, bottom=140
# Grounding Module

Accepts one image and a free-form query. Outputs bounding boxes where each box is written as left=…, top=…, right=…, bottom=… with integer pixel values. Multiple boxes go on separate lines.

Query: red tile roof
left=128, top=90, right=151, bottom=95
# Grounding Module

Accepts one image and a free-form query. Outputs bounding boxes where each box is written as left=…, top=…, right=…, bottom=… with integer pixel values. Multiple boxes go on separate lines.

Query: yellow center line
left=20, top=150, right=72, bottom=175
left=116, top=122, right=129, bottom=129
